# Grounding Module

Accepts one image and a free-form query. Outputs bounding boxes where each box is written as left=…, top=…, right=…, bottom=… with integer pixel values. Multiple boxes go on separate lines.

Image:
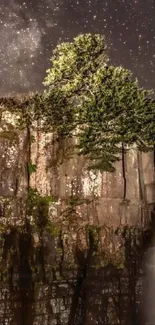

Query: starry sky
left=0, top=0, right=155, bottom=96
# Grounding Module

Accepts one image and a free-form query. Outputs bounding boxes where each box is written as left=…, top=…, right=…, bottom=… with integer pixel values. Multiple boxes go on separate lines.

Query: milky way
left=0, top=0, right=155, bottom=96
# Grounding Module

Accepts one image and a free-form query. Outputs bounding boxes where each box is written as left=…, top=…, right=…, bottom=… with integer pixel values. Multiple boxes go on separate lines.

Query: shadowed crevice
left=122, top=142, right=127, bottom=199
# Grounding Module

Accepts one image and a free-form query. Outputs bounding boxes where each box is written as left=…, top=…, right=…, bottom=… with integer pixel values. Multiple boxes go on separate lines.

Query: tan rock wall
left=0, top=108, right=155, bottom=229
left=0, top=104, right=153, bottom=325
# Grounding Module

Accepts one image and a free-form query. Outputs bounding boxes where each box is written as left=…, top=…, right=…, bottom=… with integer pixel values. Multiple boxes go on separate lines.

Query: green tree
left=42, top=33, right=108, bottom=137
left=77, top=66, right=154, bottom=170
left=43, top=33, right=108, bottom=93
left=42, top=33, right=155, bottom=171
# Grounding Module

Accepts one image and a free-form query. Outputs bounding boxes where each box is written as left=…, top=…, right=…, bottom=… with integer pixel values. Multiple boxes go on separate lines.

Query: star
left=0, top=0, right=154, bottom=96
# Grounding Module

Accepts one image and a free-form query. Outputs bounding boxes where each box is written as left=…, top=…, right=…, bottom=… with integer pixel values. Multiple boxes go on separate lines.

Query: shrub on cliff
left=42, top=33, right=155, bottom=171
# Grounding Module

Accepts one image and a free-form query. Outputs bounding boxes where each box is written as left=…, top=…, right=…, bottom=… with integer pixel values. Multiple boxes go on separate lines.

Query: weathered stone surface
left=28, top=127, right=155, bottom=229
left=0, top=110, right=28, bottom=198
left=141, top=151, right=155, bottom=204
left=0, top=107, right=154, bottom=325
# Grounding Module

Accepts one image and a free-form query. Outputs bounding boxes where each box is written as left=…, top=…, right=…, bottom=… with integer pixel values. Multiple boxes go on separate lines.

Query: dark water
left=0, top=224, right=153, bottom=325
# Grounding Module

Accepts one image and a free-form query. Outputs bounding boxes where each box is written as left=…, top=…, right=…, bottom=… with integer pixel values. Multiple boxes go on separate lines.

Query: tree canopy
left=42, top=33, right=155, bottom=171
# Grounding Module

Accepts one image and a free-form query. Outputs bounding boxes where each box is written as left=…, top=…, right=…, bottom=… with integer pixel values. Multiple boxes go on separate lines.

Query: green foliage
left=27, top=187, right=58, bottom=229
left=27, top=188, right=57, bottom=205
left=2, top=33, right=154, bottom=172
left=45, top=221, right=60, bottom=237
left=77, top=66, right=154, bottom=170
left=43, top=33, right=108, bottom=92
left=43, top=33, right=155, bottom=171
left=27, top=187, right=40, bottom=204
left=42, top=33, right=108, bottom=138
left=28, top=161, right=37, bottom=174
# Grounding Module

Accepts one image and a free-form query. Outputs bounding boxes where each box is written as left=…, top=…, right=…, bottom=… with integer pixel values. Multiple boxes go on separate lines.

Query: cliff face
left=0, top=103, right=155, bottom=325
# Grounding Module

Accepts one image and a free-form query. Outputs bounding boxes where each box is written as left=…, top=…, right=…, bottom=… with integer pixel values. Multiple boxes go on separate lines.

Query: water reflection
left=142, top=245, right=155, bottom=325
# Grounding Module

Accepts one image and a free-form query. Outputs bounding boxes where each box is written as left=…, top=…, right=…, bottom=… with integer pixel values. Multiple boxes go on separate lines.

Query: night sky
left=0, top=0, right=155, bottom=96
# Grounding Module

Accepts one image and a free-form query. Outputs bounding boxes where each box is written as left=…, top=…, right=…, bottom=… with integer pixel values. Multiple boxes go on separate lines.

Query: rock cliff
left=0, top=99, right=155, bottom=325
